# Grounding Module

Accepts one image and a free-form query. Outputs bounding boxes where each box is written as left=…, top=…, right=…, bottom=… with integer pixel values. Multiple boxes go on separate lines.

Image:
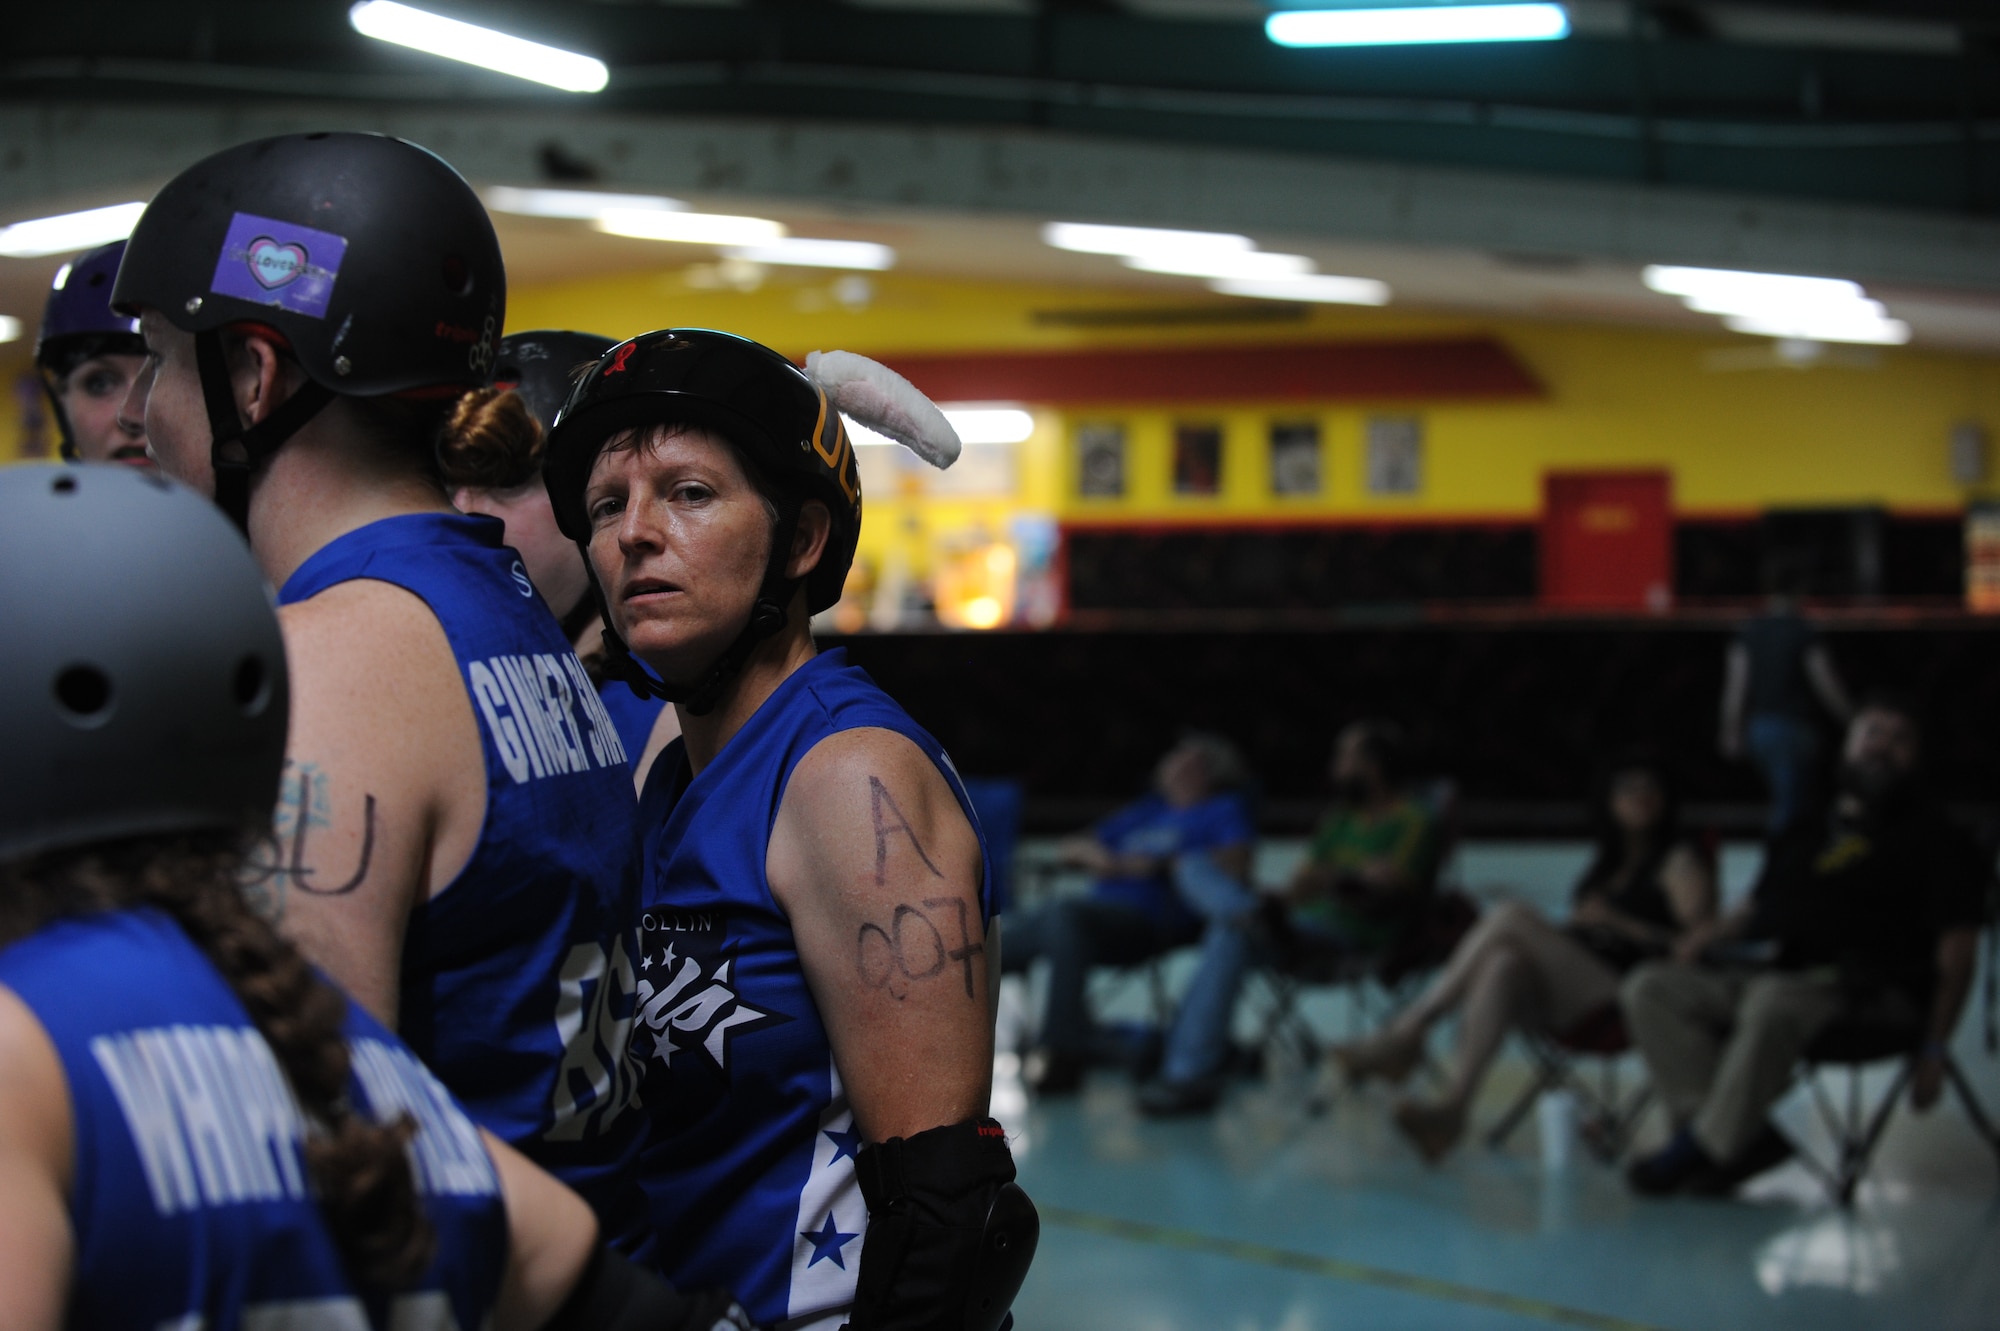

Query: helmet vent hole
left=232, top=654, right=272, bottom=715
left=87, top=271, right=108, bottom=288
left=442, top=254, right=472, bottom=296
left=54, top=665, right=114, bottom=726
left=52, top=475, right=78, bottom=495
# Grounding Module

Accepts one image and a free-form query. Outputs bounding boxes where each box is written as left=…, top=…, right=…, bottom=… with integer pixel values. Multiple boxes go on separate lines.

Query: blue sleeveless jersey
left=281, top=511, right=651, bottom=1255
left=600, top=678, right=668, bottom=772
left=633, top=649, right=994, bottom=1330
left=0, top=908, right=507, bottom=1331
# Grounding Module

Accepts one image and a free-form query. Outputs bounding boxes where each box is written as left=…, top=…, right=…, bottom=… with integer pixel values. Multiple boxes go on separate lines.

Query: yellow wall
left=508, top=265, right=2000, bottom=533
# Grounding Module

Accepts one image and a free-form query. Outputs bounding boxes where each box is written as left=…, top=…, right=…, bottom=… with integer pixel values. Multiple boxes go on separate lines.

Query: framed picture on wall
left=1270, top=420, right=1321, bottom=495
left=1174, top=422, right=1223, bottom=496
left=1078, top=422, right=1126, bottom=497
left=1365, top=415, right=1423, bottom=495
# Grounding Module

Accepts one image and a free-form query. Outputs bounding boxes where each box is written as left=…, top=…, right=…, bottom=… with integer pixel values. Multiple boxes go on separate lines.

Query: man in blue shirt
left=1001, top=734, right=1256, bottom=1094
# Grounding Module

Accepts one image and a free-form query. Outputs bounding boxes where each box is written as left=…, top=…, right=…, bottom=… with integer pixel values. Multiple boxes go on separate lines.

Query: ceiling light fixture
left=1125, top=251, right=1316, bottom=280
left=1211, top=274, right=1392, bottom=305
left=1042, top=222, right=1253, bottom=256
left=724, top=239, right=897, bottom=271
left=484, top=186, right=684, bottom=218
left=0, top=202, right=147, bottom=259
left=1643, top=264, right=1911, bottom=345
left=1267, top=4, right=1571, bottom=48
left=348, top=1, right=609, bottom=93
left=595, top=210, right=788, bottom=246
left=0, top=315, right=22, bottom=344
left=942, top=406, right=1035, bottom=445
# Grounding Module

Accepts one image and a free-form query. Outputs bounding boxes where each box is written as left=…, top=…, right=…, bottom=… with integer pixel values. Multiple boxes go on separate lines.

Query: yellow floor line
left=1040, top=1205, right=1677, bottom=1331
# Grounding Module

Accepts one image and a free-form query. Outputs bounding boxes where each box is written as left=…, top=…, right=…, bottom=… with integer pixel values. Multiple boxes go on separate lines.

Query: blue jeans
left=1002, top=897, right=1183, bottom=1056
left=1158, top=853, right=1260, bottom=1086
left=1745, top=712, right=1821, bottom=834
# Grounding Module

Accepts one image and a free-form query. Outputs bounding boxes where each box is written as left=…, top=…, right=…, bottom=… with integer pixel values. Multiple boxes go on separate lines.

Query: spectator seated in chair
left=1622, top=694, right=1985, bottom=1198
left=1136, top=720, right=1438, bottom=1116
left=1334, top=755, right=1716, bottom=1162
left=1003, top=732, right=1255, bottom=1095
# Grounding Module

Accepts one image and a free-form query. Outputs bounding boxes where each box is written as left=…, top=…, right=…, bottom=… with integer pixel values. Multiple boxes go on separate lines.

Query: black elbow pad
left=846, top=1117, right=1040, bottom=1331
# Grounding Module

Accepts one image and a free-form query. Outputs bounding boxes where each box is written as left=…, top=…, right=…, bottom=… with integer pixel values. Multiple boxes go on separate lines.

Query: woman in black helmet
left=112, top=132, right=654, bottom=1258
left=541, top=332, right=1036, bottom=1331
left=0, top=463, right=750, bottom=1331
left=447, top=329, right=679, bottom=788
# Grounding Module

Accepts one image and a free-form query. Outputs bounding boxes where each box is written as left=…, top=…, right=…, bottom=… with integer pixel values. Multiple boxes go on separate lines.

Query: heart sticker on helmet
left=247, top=239, right=309, bottom=290
left=209, top=211, right=349, bottom=320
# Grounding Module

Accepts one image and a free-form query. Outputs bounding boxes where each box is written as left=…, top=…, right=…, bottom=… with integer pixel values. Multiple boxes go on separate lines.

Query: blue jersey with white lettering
left=0, top=907, right=507, bottom=1331
left=633, top=649, right=993, bottom=1331
left=600, top=678, right=668, bottom=773
left=281, top=511, right=651, bottom=1255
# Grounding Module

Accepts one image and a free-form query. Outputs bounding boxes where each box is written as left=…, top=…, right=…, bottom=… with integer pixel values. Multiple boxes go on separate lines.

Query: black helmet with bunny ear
left=541, top=328, right=958, bottom=715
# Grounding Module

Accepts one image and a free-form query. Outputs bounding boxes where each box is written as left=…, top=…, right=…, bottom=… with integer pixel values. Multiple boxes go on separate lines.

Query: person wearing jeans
left=1138, top=720, right=1437, bottom=1116
left=1003, top=733, right=1256, bottom=1094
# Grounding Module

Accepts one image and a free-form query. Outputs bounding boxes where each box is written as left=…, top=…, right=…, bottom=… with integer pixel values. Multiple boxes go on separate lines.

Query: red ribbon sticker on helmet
left=603, top=342, right=637, bottom=376
left=208, top=212, right=349, bottom=320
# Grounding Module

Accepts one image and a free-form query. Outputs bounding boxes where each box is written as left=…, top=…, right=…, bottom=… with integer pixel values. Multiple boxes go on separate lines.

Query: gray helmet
left=0, top=464, right=289, bottom=863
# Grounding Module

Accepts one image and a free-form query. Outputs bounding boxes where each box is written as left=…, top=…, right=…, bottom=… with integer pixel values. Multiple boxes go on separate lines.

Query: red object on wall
left=1541, top=471, right=1673, bottom=610
left=876, top=338, right=1543, bottom=404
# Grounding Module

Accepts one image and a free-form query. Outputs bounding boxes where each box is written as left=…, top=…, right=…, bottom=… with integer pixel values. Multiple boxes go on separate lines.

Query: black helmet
left=541, top=329, right=862, bottom=714
left=0, top=464, right=289, bottom=864
left=111, top=131, right=504, bottom=527
left=495, top=330, right=616, bottom=433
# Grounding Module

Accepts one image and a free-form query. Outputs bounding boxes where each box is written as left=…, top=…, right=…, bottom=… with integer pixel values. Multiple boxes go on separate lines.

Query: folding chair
left=1249, top=780, right=1470, bottom=1071
left=1792, top=1005, right=2000, bottom=1207
left=1252, top=888, right=1480, bottom=1072
left=1485, top=1004, right=1654, bottom=1161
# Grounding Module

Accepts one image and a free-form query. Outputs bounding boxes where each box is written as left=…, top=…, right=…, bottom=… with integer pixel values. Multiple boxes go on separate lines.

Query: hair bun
left=435, top=387, right=544, bottom=490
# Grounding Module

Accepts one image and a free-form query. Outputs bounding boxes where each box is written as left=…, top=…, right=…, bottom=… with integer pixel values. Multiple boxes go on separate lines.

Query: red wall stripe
left=876, top=337, right=1544, bottom=405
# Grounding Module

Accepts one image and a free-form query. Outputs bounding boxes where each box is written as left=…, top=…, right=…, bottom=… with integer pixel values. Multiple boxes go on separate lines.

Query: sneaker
left=1136, top=1076, right=1222, bottom=1117
left=1626, top=1128, right=1715, bottom=1196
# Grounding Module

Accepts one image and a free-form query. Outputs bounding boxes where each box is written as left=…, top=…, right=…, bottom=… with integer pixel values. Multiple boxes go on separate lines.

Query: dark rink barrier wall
left=828, top=621, right=2000, bottom=831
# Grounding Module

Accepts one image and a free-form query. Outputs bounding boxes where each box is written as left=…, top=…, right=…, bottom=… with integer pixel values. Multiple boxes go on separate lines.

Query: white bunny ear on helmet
left=806, top=349, right=961, bottom=469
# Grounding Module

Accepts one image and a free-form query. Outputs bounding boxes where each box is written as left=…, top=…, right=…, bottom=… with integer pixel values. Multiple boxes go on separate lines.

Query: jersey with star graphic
left=631, top=649, right=993, bottom=1330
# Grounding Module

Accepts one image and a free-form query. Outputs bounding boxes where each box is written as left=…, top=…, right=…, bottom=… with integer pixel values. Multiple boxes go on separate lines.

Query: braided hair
left=0, top=833, right=435, bottom=1290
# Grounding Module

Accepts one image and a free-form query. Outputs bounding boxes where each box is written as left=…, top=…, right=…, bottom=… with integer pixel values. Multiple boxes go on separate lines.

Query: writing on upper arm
left=853, top=775, right=983, bottom=1002
left=239, top=760, right=377, bottom=922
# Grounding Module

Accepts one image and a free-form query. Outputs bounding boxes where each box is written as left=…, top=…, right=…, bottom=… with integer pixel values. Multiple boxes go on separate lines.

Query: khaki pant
left=1619, top=963, right=1845, bottom=1162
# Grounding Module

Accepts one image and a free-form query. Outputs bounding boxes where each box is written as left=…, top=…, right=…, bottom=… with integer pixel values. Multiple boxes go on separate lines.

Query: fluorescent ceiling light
left=1723, top=312, right=1911, bottom=346
left=348, top=1, right=609, bottom=93
left=0, top=202, right=146, bottom=259
left=1212, top=274, right=1392, bottom=305
left=0, top=315, right=21, bottom=344
left=724, top=239, right=896, bottom=271
left=1643, top=265, right=1862, bottom=307
left=1643, top=264, right=1908, bottom=345
left=1125, top=251, right=1315, bottom=280
left=1267, top=4, right=1570, bottom=47
left=595, top=210, right=788, bottom=246
left=1043, top=222, right=1252, bottom=256
left=485, top=186, right=683, bottom=218
left=941, top=406, right=1035, bottom=445
left=848, top=407, right=1034, bottom=447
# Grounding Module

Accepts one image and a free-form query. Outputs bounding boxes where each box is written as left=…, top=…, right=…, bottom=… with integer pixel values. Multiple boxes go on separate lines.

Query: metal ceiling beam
left=4, top=100, right=1998, bottom=292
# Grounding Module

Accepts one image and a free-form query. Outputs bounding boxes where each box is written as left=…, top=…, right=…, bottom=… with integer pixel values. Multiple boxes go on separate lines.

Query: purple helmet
left=35, top=240, right=144, bottom=375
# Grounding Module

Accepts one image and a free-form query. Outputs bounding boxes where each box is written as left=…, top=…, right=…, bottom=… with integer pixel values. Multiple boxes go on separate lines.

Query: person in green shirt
left=1137, top=720, right=1438, bottom=1117
left=1286, top=722, right=1442, bottom=953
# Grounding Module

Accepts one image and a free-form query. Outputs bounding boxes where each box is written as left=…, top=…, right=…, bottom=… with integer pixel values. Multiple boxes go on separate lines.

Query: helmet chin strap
left=589, top=507, right=803, bottom=718
left=193, top=329, right=334, bottom=533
